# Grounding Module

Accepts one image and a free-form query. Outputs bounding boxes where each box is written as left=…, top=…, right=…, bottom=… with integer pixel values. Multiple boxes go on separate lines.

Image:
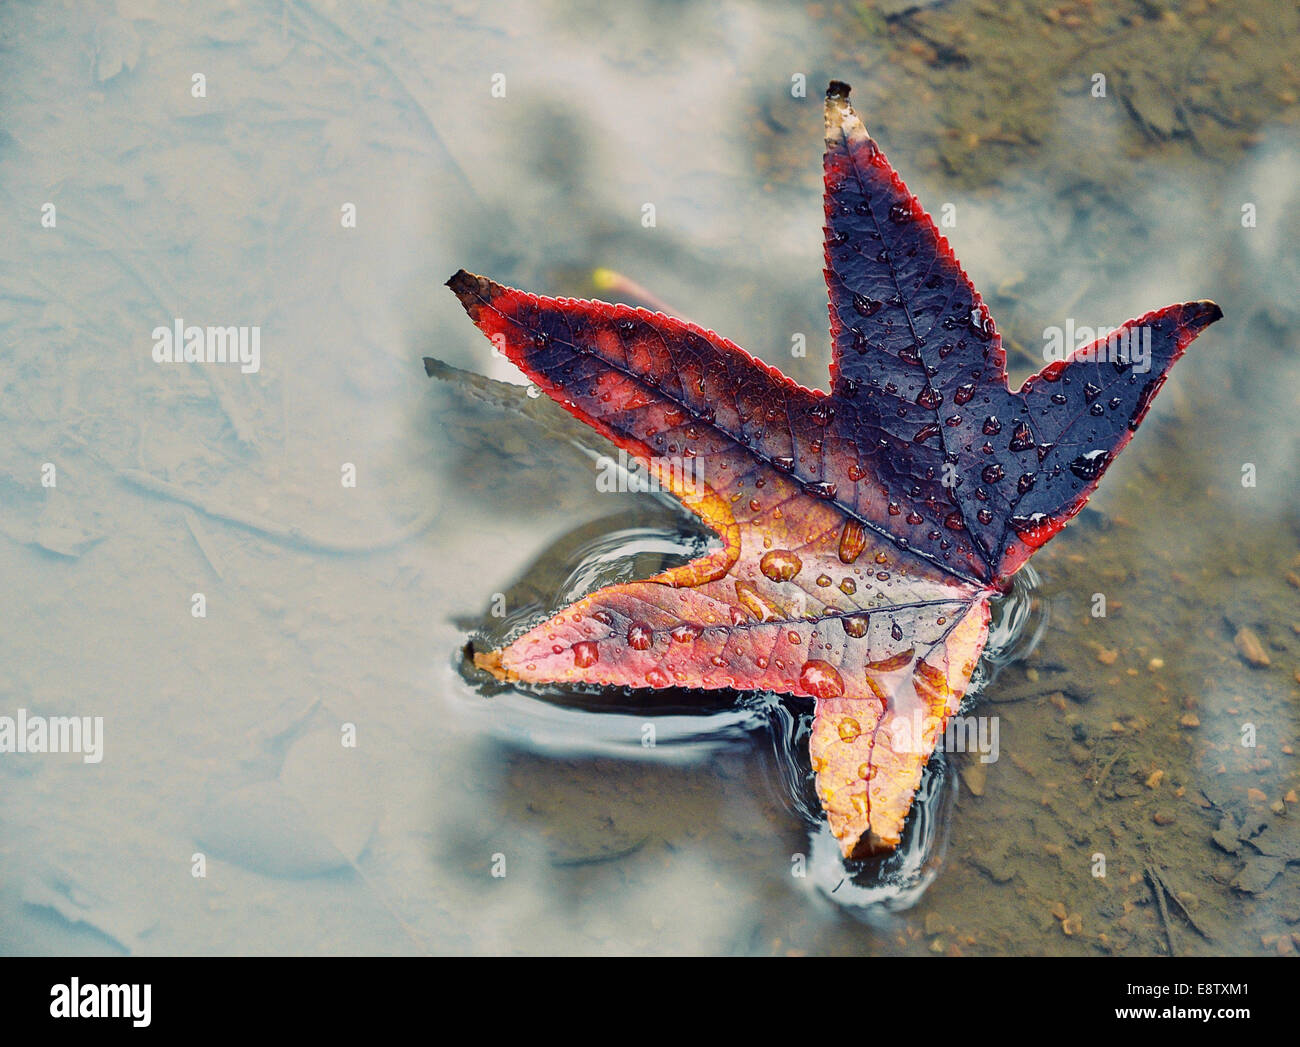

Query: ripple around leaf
left=966, top=563, right=1049, bottom=704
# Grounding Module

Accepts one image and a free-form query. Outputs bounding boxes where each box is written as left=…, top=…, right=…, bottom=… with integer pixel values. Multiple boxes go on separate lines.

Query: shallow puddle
left=1, top=0, right=1296, bottom=955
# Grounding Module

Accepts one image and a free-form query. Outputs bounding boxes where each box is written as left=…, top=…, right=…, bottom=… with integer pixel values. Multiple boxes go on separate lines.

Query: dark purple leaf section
left=820, top=81, right=1222, bottom=585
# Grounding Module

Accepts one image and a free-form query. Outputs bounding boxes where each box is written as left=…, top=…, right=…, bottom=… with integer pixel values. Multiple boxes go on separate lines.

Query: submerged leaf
left=442, top=81, right=1221, bottom=859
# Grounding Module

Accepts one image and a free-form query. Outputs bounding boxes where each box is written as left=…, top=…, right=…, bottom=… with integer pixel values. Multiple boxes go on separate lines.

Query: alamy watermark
left=890, top=710, right=999, bottom=764
left=1043, top=321, right=1151, bottom=374
left=50, top=979, right=149, bottom=1027
left=596, top=449, right=705, bottom=495
left=151, top=318, right=260, bottom=374
left=0, top=708, right=103, bottom=763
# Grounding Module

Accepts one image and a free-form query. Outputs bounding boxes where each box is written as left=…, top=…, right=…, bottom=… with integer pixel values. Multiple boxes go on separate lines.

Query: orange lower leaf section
left=810, top=599, right=991, bottom=859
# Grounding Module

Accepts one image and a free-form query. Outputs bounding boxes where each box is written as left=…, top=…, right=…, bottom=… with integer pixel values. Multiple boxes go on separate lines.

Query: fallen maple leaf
left=441, top=81, right=1221, bottom=860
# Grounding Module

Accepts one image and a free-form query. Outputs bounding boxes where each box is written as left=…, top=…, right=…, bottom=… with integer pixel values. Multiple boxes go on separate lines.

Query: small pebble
left=1234, top=627, right=1270, bottom=667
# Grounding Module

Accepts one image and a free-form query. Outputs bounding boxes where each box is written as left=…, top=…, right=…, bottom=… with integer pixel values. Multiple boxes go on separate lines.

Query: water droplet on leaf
left=838, top=519, right=866, bottom=563
left=760, top=549, right=802, bottom=582
left=627, top=622, right=653, bottom=651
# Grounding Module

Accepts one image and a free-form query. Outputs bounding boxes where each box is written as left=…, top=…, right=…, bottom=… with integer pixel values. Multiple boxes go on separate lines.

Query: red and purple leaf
left=820, top=81, right=1221, bottom=584
left=443, top=81, right=1221, bottom=860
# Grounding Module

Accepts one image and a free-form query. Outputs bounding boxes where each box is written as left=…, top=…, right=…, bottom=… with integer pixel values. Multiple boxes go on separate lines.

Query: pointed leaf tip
left=446, top=269, right=502, bottom=321
left=1186, top=299, right=1224, bottom=328
left=824, top=83, right=863, bottom=142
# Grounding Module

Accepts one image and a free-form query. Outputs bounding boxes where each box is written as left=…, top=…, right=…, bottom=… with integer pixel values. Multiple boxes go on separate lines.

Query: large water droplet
left=1009, top=512, right=1049, bottom=536
left=838, top=519, right=866, bottom=563
left=572, top=641, right=599, bottom=668
left=852, top=293, right=883, bottom=317
left=1008, top=420, right=1035, bottom=452
left=916, top=386, right=942, bottom=409
left=1069, top=449, right=1110, bottom=481
left=627, top=622, right=653, bottom=651
left=842, top=613, right=869, bottom=638
left=760, top=549, right=803, bottom=582
left=968, top=307, right=994, bottom=341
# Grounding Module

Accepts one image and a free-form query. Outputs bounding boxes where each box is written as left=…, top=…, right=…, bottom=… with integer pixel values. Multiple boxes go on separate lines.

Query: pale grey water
left=1, top=0, right=1297, bottom=955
